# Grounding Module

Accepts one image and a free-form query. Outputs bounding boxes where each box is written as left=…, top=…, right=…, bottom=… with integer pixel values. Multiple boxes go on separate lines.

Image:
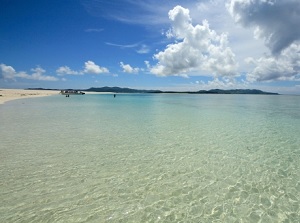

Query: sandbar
left=0, top=89, right=59, bottom=105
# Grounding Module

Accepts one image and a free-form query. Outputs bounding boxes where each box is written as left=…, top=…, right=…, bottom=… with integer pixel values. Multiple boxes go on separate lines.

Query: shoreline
left=0, top=89, right=59, bottom=105
left=0, top=89, right=117, bottom=105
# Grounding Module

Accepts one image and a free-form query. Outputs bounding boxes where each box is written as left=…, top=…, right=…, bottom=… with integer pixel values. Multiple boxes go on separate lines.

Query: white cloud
left=27, top=67, right=58, bottom=81
left=136, top=44, right=150, bottom=54
left=0, top=64, right=58, bottom=81
left=106, top=41, right=150, bottom=54
left=56, top=61, right=109, bottom=76
left=150, top=5, right=238, bottom=78
left=246, top=43, right=300, bottom=82
left=144, top=61, right=151, bottom=69
left=56, top=66, right=81, bottom=75
left=105, top=42, right=140, bottom=49
left=193, top=77, right=243, bottom=90
left=0, top=64, right=16, bottom=79
left=83, top=61, right=109, bottom=74
left=120, top=62, right=139, bottom=74
left=82, top=0, right=173, bottom=25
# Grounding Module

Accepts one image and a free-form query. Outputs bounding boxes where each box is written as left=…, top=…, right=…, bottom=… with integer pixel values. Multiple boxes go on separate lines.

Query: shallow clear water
left=1, top=94, right=300, bottom=222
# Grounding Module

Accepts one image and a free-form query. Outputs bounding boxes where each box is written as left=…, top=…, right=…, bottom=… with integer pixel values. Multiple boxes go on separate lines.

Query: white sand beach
left=0, top=89, right=59, bottom=104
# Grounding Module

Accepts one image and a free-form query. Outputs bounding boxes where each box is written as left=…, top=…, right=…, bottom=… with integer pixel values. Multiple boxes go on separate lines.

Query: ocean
left=1, top=93, right=300, bottom=222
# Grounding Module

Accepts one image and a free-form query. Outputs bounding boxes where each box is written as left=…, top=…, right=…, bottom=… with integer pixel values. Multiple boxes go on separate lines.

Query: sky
left=1, top=0, right=300, bottom=94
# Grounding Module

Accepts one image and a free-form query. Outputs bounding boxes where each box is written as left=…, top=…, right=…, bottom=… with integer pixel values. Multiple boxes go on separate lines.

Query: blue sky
left=1, top=0, right=300, bottom=94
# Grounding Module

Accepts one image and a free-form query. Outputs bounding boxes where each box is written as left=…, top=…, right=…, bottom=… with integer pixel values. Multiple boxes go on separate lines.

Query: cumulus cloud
left=120, top=62, right=139, bottom=74
left=0, top=64, right=58, bottom=81
left=0, top=64, right=16, bottom=79
left=56, top=61, right=109, bottom=76
left=246, top=43, right=300, bottom=82
left=150, top=5, right=238, bottom=78
left=56, top=66, right=81, bottom=75
left=227, top=0, right=300, bottom=82
left=83, top=61, right=109, bottom=74
left=227, top=0, right=300, bottom=55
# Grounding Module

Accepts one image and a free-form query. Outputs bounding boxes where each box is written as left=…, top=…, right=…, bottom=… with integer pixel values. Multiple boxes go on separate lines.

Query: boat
left=60, top=90, right=85, bottom=97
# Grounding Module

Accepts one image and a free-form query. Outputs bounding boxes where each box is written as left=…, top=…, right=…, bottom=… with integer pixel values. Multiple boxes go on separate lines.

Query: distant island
left=84, top=87, right=279, bottom=95
left=27, top=87, right=279, bottom=95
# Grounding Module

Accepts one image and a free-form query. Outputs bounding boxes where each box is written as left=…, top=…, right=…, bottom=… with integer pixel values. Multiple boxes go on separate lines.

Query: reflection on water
left=1, top=94, right=300, bottom=222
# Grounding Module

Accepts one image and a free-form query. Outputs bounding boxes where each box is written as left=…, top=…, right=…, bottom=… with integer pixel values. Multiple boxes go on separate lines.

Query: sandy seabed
left=0, top=89, right=59, bottom=104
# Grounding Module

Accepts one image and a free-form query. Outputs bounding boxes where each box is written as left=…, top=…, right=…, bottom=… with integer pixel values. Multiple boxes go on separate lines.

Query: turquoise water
left=1, top=93, right=300, bottom=222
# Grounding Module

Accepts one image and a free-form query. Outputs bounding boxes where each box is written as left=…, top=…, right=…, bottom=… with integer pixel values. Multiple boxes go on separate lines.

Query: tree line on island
left=27, top=87, right=279, bottom=95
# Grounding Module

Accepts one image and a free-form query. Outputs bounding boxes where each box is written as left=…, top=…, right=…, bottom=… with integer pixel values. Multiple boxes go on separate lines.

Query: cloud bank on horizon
left=0, top=64, right=58, bottom=81
left=0, top=61, right=110, bottom=82
left=0, top=0, right=299, bottom=93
